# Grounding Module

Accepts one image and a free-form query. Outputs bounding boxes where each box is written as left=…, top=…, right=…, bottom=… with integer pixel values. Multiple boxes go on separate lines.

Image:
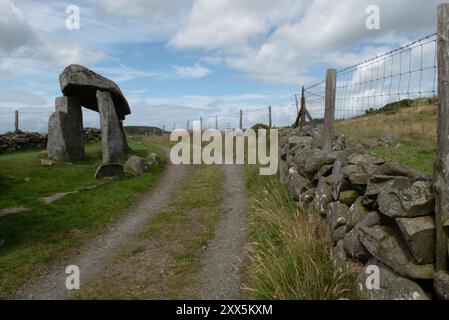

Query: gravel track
left=15, top=158, right=193, bottom=300
left=197, top=164, right=248, bottom=300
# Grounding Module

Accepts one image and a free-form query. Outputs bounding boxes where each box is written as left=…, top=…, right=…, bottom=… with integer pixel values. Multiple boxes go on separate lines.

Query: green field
left=0, top=137, right=165, bottom=298
left=336, top=98, right=437, bottom=175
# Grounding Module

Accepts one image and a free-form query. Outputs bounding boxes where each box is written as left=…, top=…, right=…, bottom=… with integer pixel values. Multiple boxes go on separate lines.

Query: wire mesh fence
left=335, top=33, right=437, bottom=119
left=0, top=103, right=298, bottom=136
left=0, top=108, right=102, bottom=134
left=301, top=33, right=438, bottom=174
left=304, top=80, right=326, bottom=121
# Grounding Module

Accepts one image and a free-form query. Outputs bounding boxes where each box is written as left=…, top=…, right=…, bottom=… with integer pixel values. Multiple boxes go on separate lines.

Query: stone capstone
left=59, top=64, right=130, bottom=119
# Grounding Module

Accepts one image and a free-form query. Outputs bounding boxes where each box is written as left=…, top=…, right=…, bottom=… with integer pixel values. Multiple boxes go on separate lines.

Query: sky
left=0, top=0, right=444, bottom=131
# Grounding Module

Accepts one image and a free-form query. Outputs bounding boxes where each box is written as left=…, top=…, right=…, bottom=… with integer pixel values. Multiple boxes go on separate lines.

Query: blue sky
left=0, top=0, right=444, bottom=130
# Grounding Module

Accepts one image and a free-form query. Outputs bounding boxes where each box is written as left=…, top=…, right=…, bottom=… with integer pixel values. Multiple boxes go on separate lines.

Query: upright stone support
left=97, top=90, right=126, bottom=163
left=47, top=96, right=84, bottom=161
left=119, top=120, right=129, bottom=151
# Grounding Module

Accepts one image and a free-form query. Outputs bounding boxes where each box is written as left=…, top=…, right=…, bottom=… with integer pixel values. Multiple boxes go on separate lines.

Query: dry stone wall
left=278, top=125, right=444, bottom=300
left=0, top=128, right=101, bottom=154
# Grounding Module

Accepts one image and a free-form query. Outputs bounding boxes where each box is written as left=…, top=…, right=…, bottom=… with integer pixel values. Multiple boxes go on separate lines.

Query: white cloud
left=169, top=0, right=444, bottom=85
left=0, top=0, right=445, bottom=112
left=169, top=0, right=305, bottom=52
left=0, top=0, right=40, bottom=54
left=0, top=90, right=47, bottom=106
left=173, top=63, right=211, bottom=78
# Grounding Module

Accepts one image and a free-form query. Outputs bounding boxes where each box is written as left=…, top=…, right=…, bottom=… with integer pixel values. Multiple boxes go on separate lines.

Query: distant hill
left=124, top=126, right=167, bottom=136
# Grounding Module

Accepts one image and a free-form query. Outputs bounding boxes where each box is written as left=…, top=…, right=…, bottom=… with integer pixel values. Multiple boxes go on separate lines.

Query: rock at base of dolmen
left=94, top=163, right=123, bottom=179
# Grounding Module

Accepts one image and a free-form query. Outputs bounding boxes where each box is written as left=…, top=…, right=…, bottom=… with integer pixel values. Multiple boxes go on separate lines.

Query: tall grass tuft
left=244, top=166, right=356, bottom=300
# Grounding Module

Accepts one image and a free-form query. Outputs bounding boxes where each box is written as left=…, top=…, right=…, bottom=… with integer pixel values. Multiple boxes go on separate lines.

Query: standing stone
left=47, top=96, right=84, bottom=161
left=97, top=90, right=126, bottom=163
left=119, top=120, right=129, bottom=151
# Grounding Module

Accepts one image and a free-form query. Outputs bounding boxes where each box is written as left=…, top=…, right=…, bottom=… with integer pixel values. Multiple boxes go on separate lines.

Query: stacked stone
left=0, top=128, right=103, bottom=154
left=278, top=125, right=447, bottom=300
left=0, top=131, right=47, bottom=152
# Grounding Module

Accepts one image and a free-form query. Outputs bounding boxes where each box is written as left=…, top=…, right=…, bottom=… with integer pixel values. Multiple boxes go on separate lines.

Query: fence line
left=302, top=33, right=437, bottom=122
left=0, top=103, right=297, bottom=135
left=297, top=5, right=448, bottom=272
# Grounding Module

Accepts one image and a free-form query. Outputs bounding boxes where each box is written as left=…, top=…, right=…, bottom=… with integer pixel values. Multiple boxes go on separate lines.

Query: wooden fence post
left=434, top=3, right=449, bottom=271
left=200, top=117, right=203, bottom=131
left=295, top=94, right=299, bottom=114
left=15, top=110, right=19, bottom=133
left=268, top=106, right=272, bottom=127
left=215, top=115, right=218, bottom=129
left=323, top=69, right=336, bottom=153
left=239, top=110, right=243, bottom=130
left=300, top=86, right=306, bottom=130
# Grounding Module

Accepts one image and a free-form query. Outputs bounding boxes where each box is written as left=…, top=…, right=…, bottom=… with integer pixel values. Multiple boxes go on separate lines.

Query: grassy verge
left=0, top=137, right=165, bottom=298
left=243, top=165, right=356, bottom=300
left=336, top=98, right=437, bottom=175
left=74, top=165, right=224, bottom=299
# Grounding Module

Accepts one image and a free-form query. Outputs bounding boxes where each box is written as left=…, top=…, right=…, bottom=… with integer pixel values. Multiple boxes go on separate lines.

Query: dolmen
left=48, top=64, right=130, bottom=163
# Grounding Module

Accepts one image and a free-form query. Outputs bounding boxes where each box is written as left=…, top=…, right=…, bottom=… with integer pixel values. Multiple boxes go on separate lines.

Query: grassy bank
left=336, top=98, right=437, bottom=174
left=75, top=165, right=224, bottom=299
left=243, top=165, right=355, bottom=300
left=0, top=137, right=165, bottom=298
